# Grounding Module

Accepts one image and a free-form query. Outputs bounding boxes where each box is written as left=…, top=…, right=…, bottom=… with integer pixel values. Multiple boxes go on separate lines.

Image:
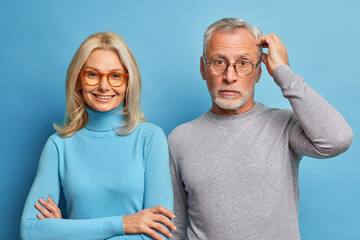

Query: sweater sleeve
left=20, top=137, right=125, bottom=240
left=140, top=128, right=174, bottom=240
left=105, top=128, right=174, bottom=240
left=273, top=65, right=353, bottom=158
left=168, top=136, right=188, bottom=240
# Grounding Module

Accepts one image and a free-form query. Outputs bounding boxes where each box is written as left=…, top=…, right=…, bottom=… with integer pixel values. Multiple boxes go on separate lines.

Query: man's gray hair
left=203, top=18, right=263, bottom=58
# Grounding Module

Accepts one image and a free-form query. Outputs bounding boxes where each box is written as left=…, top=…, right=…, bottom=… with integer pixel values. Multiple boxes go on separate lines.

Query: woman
left=20, top=32, right=175, bottom=240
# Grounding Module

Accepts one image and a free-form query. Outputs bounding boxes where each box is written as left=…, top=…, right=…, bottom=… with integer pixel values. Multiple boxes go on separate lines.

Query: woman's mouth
left=93, top=94, right=115, bottom=101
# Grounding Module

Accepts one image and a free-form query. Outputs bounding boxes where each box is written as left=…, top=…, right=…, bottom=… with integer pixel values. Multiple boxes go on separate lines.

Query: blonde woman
left=20, top=32, right=175, bottom=240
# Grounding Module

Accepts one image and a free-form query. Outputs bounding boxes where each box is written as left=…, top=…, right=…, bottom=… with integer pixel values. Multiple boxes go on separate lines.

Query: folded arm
left=20, top=137, right=126, bottom=240
left=21, top=130, right=175, bottom=240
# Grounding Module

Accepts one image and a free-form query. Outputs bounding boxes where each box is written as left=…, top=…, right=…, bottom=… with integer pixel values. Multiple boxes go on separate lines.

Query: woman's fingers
left=144, top=228, right=163, bottom=240
left=150, top=222, right=172, bottom=238
left=35, top=197, right=62, bottom=219
left=153, top=214, right=176, bottom=231
left=149, top=206, right=175, bottom=219
left=123, top=206, right=176, bottom=239
left=36, top=213, right=46, bottom=219
left=46, top=197, right=62, bottom=218
left=34, top=202, right=51, bottom=218
left=47, top=196, right=56, bottom=205
left=39, top=198, right=55, bottom=212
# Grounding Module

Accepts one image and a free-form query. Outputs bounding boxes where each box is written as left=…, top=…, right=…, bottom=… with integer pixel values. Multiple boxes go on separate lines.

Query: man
left=168, top=18, right=353, bottom=239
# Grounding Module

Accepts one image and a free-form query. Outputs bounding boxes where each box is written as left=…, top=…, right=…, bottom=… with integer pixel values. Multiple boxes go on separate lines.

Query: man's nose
left=224, top=64, right=238, bottom=84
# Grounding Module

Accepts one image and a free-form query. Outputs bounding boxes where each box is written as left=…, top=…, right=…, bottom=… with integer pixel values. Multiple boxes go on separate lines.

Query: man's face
left=201, top=28, right=262, bottom=115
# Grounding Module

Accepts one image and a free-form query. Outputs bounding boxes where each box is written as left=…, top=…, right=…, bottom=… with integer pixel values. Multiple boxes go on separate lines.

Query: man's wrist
left=273, top=64, right=290, bottom=76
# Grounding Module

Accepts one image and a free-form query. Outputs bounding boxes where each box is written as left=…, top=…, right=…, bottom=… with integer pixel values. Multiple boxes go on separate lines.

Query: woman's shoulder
left=46, top=130, right=80, bottom=145
left=135, top=121, right=166, bottom=139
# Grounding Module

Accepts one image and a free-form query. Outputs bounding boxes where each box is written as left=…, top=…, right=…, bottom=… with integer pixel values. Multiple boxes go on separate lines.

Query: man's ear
left=200, top=56, right=206, bottom=80
left=256, top=66, right=262, bottom=83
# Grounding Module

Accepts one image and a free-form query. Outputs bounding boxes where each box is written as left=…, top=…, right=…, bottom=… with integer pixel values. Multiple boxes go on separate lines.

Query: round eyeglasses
left=80, top=70, right=128, bottom=87
left=203, top=55, right=262, bottom=76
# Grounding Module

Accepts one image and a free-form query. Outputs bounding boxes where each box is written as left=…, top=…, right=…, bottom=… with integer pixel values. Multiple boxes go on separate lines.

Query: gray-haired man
left=168, top=18, right=353, bottom=239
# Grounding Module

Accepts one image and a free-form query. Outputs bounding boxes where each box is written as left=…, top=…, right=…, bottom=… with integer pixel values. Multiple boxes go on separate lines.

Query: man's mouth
left=219, top=90, right=239, bottom=96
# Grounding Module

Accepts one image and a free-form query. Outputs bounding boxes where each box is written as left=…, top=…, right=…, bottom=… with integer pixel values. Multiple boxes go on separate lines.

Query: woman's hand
left=123, top=206, right=176, bottom=240
left=34, top=197, right=62, bottom=219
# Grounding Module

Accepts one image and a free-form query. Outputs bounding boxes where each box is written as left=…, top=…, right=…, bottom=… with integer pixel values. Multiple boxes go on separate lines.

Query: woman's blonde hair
left=54, top=32, right=145, bottom=137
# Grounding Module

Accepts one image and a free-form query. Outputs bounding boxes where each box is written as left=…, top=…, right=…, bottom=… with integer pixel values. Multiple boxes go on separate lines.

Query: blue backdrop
left=1, top=0, right=359, bottom=239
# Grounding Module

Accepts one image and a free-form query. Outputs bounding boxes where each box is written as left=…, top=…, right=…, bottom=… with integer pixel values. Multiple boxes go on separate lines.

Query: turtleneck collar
left=85, top=103, right=126, bottom=132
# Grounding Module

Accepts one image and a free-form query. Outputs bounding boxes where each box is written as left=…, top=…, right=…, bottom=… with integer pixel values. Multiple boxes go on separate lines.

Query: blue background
left=1, top=0, right=359, bottom=239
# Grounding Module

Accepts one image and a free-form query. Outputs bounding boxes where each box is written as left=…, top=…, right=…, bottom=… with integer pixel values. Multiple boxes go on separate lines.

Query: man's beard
left=208, top=84, right=255, bottom=111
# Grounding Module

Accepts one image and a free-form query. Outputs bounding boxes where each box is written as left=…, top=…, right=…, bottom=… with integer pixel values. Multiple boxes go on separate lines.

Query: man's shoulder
left=168, top=114, right=207, bottom=146
left=255, top=102, right=292, bottom=117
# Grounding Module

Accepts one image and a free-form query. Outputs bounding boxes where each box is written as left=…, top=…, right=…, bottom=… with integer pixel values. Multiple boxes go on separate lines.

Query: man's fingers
left=256, top=37, right=269, bottom=48
left=256, top=34, right=274, bottom=47
left=154, top=214, right=176, bottom=231
left=256, top=33, right=283, bottom=50
left=261, top=53, right=269, bottom=66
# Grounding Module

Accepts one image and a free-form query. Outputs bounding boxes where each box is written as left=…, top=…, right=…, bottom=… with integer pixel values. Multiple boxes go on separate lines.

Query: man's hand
left=35, top=197, right=62, bottom=219
left=256, top=33, right=289, bottom=76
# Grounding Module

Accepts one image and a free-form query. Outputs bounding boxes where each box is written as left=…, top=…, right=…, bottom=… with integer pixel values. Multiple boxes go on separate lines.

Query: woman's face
left=80, top=48, right=127, bottom=112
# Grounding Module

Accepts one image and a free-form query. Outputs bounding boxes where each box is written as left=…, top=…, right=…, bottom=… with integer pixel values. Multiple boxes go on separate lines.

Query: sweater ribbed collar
left=85, top=104, right=126, bottom=132
left=205, top=102, right=262, bottom=122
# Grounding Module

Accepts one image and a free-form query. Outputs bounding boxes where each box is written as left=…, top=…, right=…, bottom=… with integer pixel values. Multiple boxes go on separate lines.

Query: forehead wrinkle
left=207, top=28, right=258, bottom=61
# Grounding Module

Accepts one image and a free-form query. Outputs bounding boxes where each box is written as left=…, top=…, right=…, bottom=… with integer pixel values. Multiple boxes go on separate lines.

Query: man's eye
left=215, top=59, right=226, bottom=65
left=240, top=60, right=248, bottom=66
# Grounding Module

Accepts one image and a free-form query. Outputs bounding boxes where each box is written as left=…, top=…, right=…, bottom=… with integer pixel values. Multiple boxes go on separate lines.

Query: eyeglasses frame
left=79, top=70, right=128, bottom=87
left=203, top=55, right=262, bottom=76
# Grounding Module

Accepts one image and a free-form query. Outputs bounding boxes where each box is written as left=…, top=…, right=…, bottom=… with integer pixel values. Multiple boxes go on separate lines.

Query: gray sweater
left=168, top=65, right=353, bottom=240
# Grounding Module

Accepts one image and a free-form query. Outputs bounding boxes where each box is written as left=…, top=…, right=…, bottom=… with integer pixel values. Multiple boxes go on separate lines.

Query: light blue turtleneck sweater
left=20, top=105, right=173, bottom=240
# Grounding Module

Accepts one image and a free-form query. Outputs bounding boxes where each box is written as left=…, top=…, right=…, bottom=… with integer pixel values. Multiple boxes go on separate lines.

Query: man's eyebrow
left=235, top=53, right=252, bottom=59
left=209, top=53, right=252, bottom=60
left=210, top=54, right=228, bottom=59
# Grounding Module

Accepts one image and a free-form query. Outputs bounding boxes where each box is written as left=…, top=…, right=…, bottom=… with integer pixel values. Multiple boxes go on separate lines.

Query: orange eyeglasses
left=80, top=70, right=128, bottom=87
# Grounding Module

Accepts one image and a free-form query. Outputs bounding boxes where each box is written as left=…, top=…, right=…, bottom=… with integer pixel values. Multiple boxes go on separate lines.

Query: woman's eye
left=110, top=73, right=125, bottom=80
left=87, top=72, right=99, bottom=78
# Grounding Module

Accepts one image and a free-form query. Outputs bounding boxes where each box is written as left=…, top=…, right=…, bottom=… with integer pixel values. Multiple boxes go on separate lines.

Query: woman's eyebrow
left=82, top=66, right=125, bottom=72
